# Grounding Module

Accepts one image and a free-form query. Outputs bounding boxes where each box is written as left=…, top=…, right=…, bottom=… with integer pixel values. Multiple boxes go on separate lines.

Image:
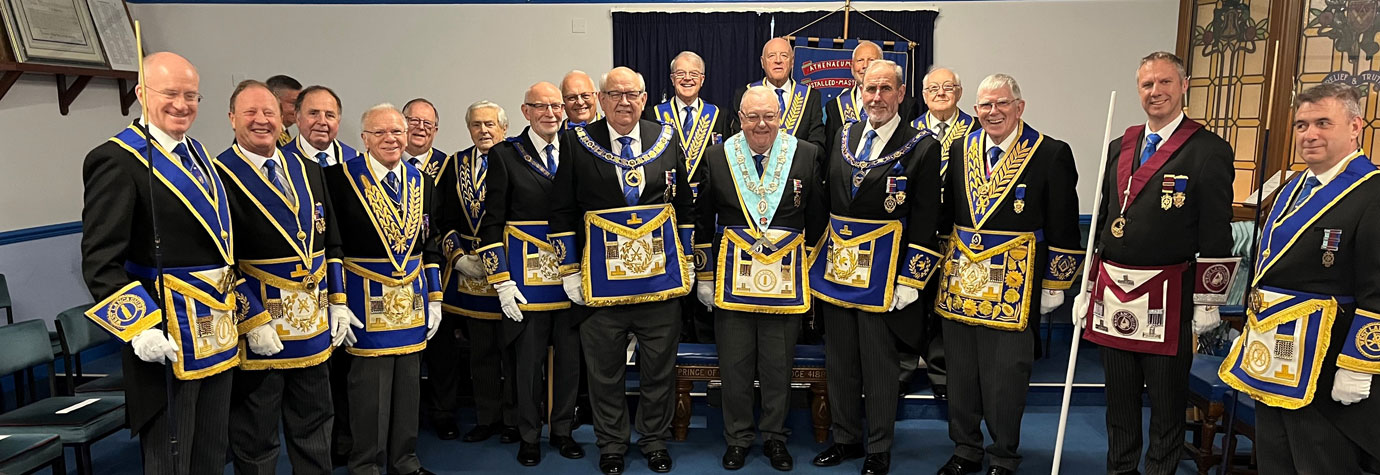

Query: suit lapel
left=583, top=119, right=620, bottom=198
left=638, top=121, right=667, bottom=204
left=855, top=127, right=911, bottom=198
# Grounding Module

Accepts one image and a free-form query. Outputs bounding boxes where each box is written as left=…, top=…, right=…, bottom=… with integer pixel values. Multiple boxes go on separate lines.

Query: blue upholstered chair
left=0, top=433, right=65, bottom=475
left=1218, top=389, right=1256, bottom=475
left=54, top=305, right=122, bottom=396
left=0, top=319, right=127, bottom=475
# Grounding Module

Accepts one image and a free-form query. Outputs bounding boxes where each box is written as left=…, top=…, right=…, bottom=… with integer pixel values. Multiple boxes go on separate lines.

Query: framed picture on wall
left=0, top=0, right=107, bottom=67
left=85, top=0, right=134, bottom=71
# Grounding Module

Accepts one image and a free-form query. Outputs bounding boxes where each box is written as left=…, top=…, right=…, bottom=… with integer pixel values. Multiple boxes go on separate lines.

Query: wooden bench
left=672, top=343, right=831, bottom=443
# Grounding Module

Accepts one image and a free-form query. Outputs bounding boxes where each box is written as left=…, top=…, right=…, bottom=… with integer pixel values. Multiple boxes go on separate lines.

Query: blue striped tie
left=383, top=171, right=401, bottom=205
left=617, top=136, right=639, bottom=206
left=263, top=158, right=291, bottom=199
left=682, top=106, right=695, bottom=135
left=172, top=143, right=207, bottom=188
left=851, top=130, right=877, bottom=197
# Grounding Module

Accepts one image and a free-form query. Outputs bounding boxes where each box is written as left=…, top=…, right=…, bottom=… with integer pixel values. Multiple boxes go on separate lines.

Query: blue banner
left=792, top=38, right=909, bottom=106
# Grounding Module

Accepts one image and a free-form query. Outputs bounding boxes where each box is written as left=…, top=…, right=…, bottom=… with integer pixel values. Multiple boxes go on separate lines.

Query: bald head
left=599, top=67, right=647, bottom=134
left=139, top=52, right=201, bottom=139
left=851, top=41, right=883, bottom=83
left=761, top=38, right=793, bottom=86
left=561, top=70, right=599, bottom=124
left=739, top=86, right=781, bottom=153
left=523, top=81, right=565, bottom=140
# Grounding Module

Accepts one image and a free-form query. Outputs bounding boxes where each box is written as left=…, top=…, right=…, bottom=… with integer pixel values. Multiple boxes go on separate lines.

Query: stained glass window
left=1295, top=0, right=1380, bottom=168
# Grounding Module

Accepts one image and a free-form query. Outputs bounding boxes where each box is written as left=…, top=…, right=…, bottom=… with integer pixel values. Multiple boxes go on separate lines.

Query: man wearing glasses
left=402, top=98, right=448, bottom=182
left=283, top=85, right=358, bottom=168
left=266, top=74, right=302, bottom=147
left=474, top=82, right=587, bottom=465
left=562, top=70, right=603, bottom=129
left=933, top=74, right=1082, bottom=475
left=550, top=66, right=694, bottom=475
left=809, top=60, right=943, bottom=475
left=646, top=50, right=729, bottom=343
left=825, top=41, right=917, bottom=154
left=325, top=103, right=442, bottom=475
left=731, top=37, right=826, bottom=151
left=438, top=101, right=522, bottom=445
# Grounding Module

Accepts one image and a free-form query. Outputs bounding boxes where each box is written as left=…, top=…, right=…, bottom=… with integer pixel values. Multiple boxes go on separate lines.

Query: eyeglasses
left=149, top=88, right=202, bottom=104
left=524, top=102, right=563, bottom=112
left=363, top=129, right=406, bottom=138
left=564, top=92, right=596, bottom=104
left=405, top=117, right=436, bottom=130
left=671, top=71, right=703, bottom=80
left=975, top=98, right=1020, bottom=113
left=923, top=83, right=960, bottom=95
left=602, top=90, right=645, bottom=103
left=740, top=113, right=779, bottom=124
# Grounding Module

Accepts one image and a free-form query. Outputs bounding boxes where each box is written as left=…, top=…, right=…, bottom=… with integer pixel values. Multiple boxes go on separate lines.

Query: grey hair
left=922, top=65, right=962, bottom=87
left=669, top=51, right=706, bottom=74
left=863, top=60, right=904, bottom=87
left=465, top=100, right=509, bottom=129
left=360, top=102, right=400, bottom=128
left=1296, top=83, right=1364, bottom=120
left=402, top=97, right=439, bottom=124
left=741, top=85, right=780, bottom=113
left=978, top=73, right=1022, bottom=100
left=1139, top=51, right=1188, bottom=80
left=600, top=69, right=647, bottom=92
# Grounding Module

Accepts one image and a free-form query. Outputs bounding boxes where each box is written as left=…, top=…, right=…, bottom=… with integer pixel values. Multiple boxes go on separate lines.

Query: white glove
left=131, top=328, right=180, bottom=364
left=889, top=285, right=920, bottom=312
left=454, top=255, right=487, bottom=279
left=426, top=301, right=441, bottom=340
left=495, top=280, right=528, bottom=322
left=1072, top=291, right=1091, bottom=328
left=1192, top=305, right=1221, bottom=335
left=329, top=304, right=356, bottom=347
left=1332, top=368, right=1372, bottom=405
left=1039, top=289, right=1065, bottom=315
left=246, top=323, right=284, bottom=356
left=696, top=281, right=714, bottom=311
left=344, top=308, right=365, bottom=347
left=562, top=273, right=586, bottom=306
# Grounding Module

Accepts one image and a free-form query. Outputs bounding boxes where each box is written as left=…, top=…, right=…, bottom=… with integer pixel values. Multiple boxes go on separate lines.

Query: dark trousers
left=1100, top=321, right=1192, bottom=475
left=329, top=350, right=353, bottom=458
left=139, top=370, right=232, bottom=475
left=229, top=363, right=334, bottom=475
left=346, top=352, right=422, bottom=475
left=715, top=309, right=799, bottom=447
left=922, top=285, right=947, bottom=385
left=580, top=299, right=681, bottom=455
left=943, top=318, right=1034, bottom=471
left=820, top=301, right=900, bottom=453
left=510, top=308, right=583, bottom=443
left=422, top=313, right=464, bottom=424
left=1256, top=390, right=1380, bottom=475
left=467, top=317, right=517, bottom=427
left=681, top=296, right=714, bottom=343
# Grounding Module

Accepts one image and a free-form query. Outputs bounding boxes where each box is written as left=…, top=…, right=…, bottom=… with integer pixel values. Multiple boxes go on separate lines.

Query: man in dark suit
left=550, top=66, right=695, bottom=475
left=81, top=52, right=244, bottom=475
left=824, top=41, right=918, bottom=154
left=694, top=86, right=826, bottom=471
left=730, top=37, right=826, bottom=151
left=217, top=80, right=345, bottom=475
left=267, top=75, right=302, bottom=147
left=808, top=60, right=944, bottom=475
left=402, top=98, right=448, bottom=181
left=325, top=104, right=442, bottom=475
left=437, top=101, right=521, bottom=444
left=1074, top=52, right=1236, bottom=475
left=475, top=81, right=586, bottom=465
left=283, top=86, right=358, bottom=168
left=562, top=70, right=603, bottom=129
left=934, top=74, right=1084, bottom=475
left=1218, top=83, right=1380, bottom=473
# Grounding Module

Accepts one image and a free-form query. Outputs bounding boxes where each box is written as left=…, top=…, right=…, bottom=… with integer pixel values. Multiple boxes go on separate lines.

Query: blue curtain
left=611, top=12, right=762, bottom=111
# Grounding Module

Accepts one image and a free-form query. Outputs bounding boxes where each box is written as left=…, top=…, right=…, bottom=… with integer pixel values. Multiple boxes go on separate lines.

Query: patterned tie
left=1140, top=133, right=1162, bottom=166
left=263, top=158, right=292, bottom=200
left=753, top=153, right=766, bottom=176
left=851, top=130, right=878, bottom=197
left=682, top=106, right=696, bottom=135
left=775, top=89, right=787, bottom=117
left=1289, top=176, right=1321, bottom=214
left=987, top=146, right=1003, bottom=177
left=544, top=144, right=557, bottom=174
left=172, top=143, right=207, bottom=188
left=617, top=136, right=639, bottom=206
left=383, top=171, right=401, bottom=205
left=315, top=151, right=330, bottom=168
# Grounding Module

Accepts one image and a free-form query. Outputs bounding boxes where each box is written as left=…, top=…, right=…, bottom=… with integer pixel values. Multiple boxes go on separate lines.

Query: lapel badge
left=314, top=202, right=327, bottom=235
left=664, top=170, right=676, bottom=202
left=1013, top=184, right=1027, bottom=214
left=793, top=179, right=803, bottom=208
left=422, top=214, right=431, bottom=240
left=893, top=176, right=908, bottom=206
left=1322, top=228, right=1342, bottom=268
left=1173, top=175, right=1188, bottom=208
left=1160, top=175, right=1175, bottom=210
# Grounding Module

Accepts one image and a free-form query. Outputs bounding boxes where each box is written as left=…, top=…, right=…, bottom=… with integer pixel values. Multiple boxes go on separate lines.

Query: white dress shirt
left=608, top=122, right=645, bottom=195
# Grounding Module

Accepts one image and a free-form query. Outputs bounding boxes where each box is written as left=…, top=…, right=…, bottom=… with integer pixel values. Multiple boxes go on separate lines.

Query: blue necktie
left=409, top=157, right=421, bottom=169
left=617, top=136, right=639, bottom=206
left=987, top=146, right=1003, bottom=176
left=544, top=144, right=557, bottom=174
left=1140, top=133, right=1162, bottom=166
left=775, top=89, right=787, bottom=117
left=1290, top=176, right=1320, bottom=213
left=383, top=171, right=401, bottom=205
left=753, top=153, right=766, bottom=176
left=263, top=158, right=291, bottom=199
left=851, top=130, right=878, bottom=197
left=172, top=143, right=207, bottom=188
left=315, top=151, right=330, bottom=168
left=682, top=106, right=696, bottom=135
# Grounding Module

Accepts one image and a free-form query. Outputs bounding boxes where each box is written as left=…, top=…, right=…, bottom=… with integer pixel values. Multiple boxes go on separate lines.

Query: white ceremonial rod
left=1051, top=90, right=1116, bottom=474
